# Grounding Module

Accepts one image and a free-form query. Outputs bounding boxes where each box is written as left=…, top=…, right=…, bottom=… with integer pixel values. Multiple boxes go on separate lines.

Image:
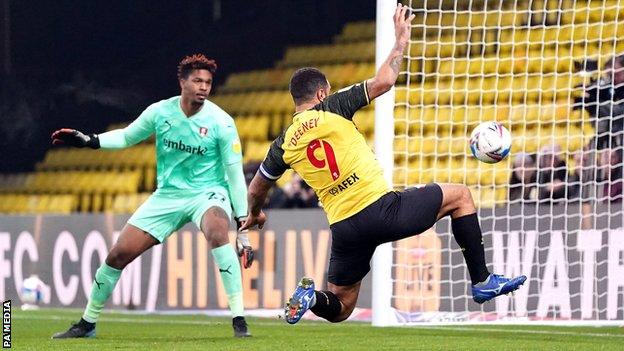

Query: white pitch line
left=12, top=315, right=624, bottom=338
left=417, top=326, right=624, bottom=339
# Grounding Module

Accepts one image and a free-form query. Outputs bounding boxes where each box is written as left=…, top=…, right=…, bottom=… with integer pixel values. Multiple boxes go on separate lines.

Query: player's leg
left=199, top=206, right=250, bottom=337
left=318, top=281, right=361, bottom=322
left=52, top=224, right=158, bottom=338
left=285, top=220, right=377, bottom=324
left=84, top=224, right=159, bottom=320
left=53, top=192, right=180, bottom=339
left=435, top=183, right=490, bottom=285
left=379, top=183, right=525, bottom=303
left=285, top=278, right=362, bottom=324
left=435, top=183, right=527, bottom=302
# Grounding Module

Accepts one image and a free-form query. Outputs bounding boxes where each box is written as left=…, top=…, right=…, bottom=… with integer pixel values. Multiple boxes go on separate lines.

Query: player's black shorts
left=327, top=183, right=443, bottom=286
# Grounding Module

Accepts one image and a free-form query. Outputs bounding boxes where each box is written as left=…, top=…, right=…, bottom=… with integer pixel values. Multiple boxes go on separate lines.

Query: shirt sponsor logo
left=163, top=138, right=207, bottom=156
left=328, top=173, right=360, bottom=196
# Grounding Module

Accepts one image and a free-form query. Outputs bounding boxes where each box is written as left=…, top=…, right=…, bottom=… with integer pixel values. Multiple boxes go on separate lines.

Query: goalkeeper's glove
left=235, top=216, right=254, bottom=269
left=51, top=128, right=100, bottom=149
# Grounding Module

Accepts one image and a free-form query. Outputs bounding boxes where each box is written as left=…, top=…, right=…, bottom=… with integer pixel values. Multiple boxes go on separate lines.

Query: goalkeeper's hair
left=289, top=67, right=329, bottom=104
left=177, top=54, right=217, bottom=79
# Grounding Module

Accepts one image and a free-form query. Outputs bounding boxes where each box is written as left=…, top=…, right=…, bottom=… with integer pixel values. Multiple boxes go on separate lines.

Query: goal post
left=371, top=0, right=624, bottom=326
left=371, top=0, right=398, bottom=327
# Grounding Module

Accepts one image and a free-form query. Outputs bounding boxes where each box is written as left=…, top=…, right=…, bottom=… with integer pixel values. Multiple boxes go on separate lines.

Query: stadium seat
left=111, top=192, right=151, bottom=214
left=0, top=194, right=77, bottom=214
left=334, top=21, right=375, bottom=43
left=244, top=141, right=271, bottom=163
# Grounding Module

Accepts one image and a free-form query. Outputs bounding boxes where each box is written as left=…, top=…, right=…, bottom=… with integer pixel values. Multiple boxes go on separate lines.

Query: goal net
left=372, top=0, right=624, bottom=325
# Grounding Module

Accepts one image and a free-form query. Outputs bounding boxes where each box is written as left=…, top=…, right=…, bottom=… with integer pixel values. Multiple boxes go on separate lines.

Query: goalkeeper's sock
left=310, top=290, right=342, bottom=321
left=451, top=213, right=490, bottom=285
left=82, top=263, right=122, bottom=323
left=212, top=244, right=244, bottom=317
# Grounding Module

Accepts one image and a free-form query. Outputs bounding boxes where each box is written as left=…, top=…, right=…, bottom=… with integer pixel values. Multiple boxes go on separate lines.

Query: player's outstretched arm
left=366, top=3, right=414, bottom=101
left=52, top=125, right=151, bottom=149
left=96, top=109, right=155, bottom=148
left=51, top=128, right=100, bottom=149
left=52, top=104, right=157, bottom=149
left=239, top=173, right=271, bottom=231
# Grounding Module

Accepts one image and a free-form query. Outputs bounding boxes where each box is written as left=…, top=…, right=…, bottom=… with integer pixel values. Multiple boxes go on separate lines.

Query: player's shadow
left=129, top=335, right=233, bottom=340
left=92, top=334, right=257, bottom=347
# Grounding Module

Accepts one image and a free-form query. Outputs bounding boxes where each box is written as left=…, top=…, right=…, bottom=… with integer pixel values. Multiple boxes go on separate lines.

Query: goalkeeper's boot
left=52, top=319, right=96, bottom=339
left=472, top=273, right=527, bottom=304
left=284, top=277, right=315, bottom=324
left=232, top=316, right=251, bottom=338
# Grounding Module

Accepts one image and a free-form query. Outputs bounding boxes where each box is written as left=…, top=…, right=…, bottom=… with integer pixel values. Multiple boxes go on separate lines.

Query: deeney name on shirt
left=288, top=117, right=320, bottom=147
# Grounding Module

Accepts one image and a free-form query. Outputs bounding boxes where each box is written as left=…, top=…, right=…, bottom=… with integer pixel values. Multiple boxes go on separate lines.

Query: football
left=21, top=275, right=46, bottom=306
left=469, top=121, right=512, bottom=164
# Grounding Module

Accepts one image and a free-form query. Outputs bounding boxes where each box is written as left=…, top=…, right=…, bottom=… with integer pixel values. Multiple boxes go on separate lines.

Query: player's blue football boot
left=284, top=277, right=315, bottom=324
left=472, top=273, right=527, bottom=304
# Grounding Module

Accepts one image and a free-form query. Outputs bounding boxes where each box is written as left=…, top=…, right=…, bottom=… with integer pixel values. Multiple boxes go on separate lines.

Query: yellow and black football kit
left=259, top=82, right=443, bottom=286
left=259, top=82, right=390, bottom=224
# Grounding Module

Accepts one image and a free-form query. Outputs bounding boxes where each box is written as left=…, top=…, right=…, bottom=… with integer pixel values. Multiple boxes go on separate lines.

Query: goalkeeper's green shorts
left=127, top=187, right=232, bottom=243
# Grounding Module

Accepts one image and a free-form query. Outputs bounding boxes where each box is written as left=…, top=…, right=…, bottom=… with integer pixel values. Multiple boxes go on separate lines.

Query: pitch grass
left=9, top=308, right=623, bottom=350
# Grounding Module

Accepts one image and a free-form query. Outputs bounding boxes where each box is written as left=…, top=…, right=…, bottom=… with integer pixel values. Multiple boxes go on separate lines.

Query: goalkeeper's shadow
left=97, top=334, right=257, bottom=343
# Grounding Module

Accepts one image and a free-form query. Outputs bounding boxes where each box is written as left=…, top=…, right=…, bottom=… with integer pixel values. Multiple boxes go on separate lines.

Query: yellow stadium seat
left=247, top=115, right=270, bottom=141
left=269, top=114, right=284, bottom=138
left=0, top=195, right=13, bottom=212
left=111, top=193, right=150, bottom=214
left=406, top=168, right=422, bottom=186
left=406, top=106, right=423, bottom=122
left=46, top=195, right=76, bottom=214
left=394, top=139, right=407, bottom=158
left=462, top=163, right=478, bottom=186
left=495, top=167, right=510, bottom=185
left=477, top=167, right=494, bottom=185
left=394, top=107, right=410, bottom=136
left=418, top=170, right=434, bottom=184
left=334, top=21, right=375, bottom=43
left=433, top=168, right=451, bottom=183
left=450, top=135, right=468, bottom=155
left=407, top=138, right=424, bottom=156
left=393, top=168, right=407, bottom=185
left=111, top=193, right=131, bottom=214
left=474, top=186, right=497, bottom=208
left=235, top=117, right=251, bottom=140
left=420, top=135, right=437, bottom=155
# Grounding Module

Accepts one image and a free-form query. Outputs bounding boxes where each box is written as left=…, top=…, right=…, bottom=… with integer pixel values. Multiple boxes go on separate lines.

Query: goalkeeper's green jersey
left=100, top=96, right=243, bottom=192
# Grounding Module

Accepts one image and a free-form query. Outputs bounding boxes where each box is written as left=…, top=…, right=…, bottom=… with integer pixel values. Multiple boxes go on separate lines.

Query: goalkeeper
left=241, top=4, right=526, bottom=325
left=51, top=54, right=253, bottom=338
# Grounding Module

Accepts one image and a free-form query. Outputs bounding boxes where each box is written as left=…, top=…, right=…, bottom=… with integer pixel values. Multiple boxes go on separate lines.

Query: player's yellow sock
left=82, top=262, right=122, bottom=323
left=212, top=244, right=244, bottom=317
